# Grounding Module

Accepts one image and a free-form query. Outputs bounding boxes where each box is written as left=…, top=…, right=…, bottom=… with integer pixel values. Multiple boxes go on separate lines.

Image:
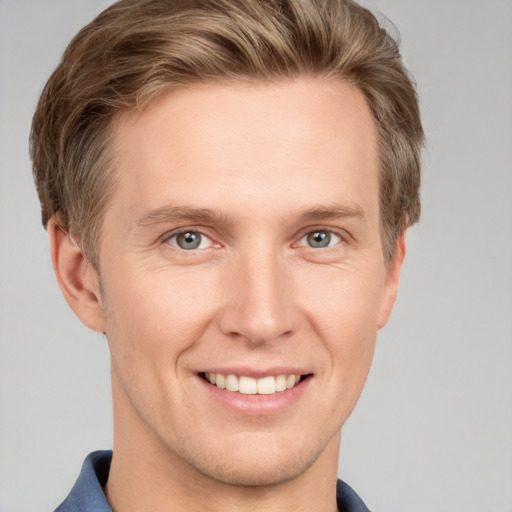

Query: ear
left=377, top=231, right=406, bottom=329
left=48, top=217, right=105, bottom=332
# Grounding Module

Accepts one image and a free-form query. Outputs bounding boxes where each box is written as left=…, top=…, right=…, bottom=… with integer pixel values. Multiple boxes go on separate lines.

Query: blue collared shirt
left=55, top=451, right=371, bottom=512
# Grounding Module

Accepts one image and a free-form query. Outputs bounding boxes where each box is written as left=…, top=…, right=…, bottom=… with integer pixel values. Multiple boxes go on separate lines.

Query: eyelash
left=162, top=226, right=346, bottom=252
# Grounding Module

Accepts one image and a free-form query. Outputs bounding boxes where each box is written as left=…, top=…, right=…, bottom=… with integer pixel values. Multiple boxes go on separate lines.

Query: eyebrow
left=135, top=206, right=229, bottom=229
left=134, top=202, right=367, bottom=230
left=298, top=203, right=367, bottom=223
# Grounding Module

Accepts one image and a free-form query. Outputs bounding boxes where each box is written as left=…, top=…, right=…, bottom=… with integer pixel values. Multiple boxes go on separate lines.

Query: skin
left=49, top=78, right=405, bottom=512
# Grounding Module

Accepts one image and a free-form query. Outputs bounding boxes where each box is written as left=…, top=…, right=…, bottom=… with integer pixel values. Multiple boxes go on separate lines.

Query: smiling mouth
left=200, top=372, right=310, bottom=395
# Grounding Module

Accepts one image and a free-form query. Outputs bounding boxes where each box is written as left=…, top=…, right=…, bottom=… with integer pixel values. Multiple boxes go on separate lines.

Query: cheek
left=317, top=303, right=378, bottom=424
left=100, top=266, right=222, bottom=426
left=321, top=299, right=378, bottom=387
left=101, top=264, right=221, bottom=364
left=302, top=261, right=385, bottom=337
left=300, top=265, right=384, bottom=392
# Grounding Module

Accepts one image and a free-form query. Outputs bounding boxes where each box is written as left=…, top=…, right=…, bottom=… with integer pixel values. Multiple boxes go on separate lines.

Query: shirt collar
left=54, top=451, right=112, bottom=512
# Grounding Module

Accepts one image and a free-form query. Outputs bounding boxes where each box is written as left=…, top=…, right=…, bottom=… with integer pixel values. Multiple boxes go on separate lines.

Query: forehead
left=108, top=78, right=379, bottom=226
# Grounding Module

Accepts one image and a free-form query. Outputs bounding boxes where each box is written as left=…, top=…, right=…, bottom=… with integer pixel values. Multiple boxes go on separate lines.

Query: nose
left=218, top=246, right=299, bottom=346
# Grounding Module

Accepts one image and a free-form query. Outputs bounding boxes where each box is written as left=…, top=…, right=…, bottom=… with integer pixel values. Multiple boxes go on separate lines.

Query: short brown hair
left=31, top=0, right=423, bottom=268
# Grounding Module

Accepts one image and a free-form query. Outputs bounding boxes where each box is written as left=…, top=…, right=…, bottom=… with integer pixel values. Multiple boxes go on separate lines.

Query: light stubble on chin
left=166, top=426, right=341, bottom=489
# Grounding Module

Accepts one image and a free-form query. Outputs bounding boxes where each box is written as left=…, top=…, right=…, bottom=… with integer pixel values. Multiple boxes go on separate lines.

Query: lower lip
left=197, top=375, right=311, bottom=416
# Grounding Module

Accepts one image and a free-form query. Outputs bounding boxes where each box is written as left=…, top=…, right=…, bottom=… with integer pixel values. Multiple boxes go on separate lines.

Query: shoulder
left=336, top=479, right=372, bottom=512
left=54, top=451, right=112, bottom=512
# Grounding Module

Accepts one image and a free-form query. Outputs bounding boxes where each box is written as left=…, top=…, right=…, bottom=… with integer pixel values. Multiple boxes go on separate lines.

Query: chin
left=170, top=431, right=328, bottom=487
left=195, top=453, right=316, bottom=487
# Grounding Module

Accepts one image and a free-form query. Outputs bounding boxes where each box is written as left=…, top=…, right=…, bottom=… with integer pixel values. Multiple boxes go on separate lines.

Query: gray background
left=0, top=1, right=511, bottom=511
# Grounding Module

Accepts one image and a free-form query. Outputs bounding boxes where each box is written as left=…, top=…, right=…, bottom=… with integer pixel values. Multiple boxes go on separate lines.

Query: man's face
left=94, top=79, right=402, bottom=486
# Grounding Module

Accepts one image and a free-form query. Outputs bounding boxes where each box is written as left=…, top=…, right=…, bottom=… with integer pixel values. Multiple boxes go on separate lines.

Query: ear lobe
left=48, top=217, right=105, bottom=332
left=377, top=231, right=406, bottom=330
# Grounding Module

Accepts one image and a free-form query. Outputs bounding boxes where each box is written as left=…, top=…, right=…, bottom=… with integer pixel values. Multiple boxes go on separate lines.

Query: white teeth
left=225, top=374, right=239, bottom=392
left=275, top=374, right=287, bottom=392
left=215, top=373, right=226, bottom=389
left=206, top=373, right=303, bottom=394
left=257, top=376, right=276, bottom=394
left=239, top=376, right=257, bottom=394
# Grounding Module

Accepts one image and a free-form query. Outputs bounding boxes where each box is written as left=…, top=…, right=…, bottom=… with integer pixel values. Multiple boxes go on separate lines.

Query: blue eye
left=167, top=231, right=212, bottom=250
left=301, top=230, right=341, bottom=248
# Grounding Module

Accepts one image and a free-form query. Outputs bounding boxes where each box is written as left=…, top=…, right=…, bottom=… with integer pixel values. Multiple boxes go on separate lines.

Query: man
left=30, top=0, right=423, bottom=510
